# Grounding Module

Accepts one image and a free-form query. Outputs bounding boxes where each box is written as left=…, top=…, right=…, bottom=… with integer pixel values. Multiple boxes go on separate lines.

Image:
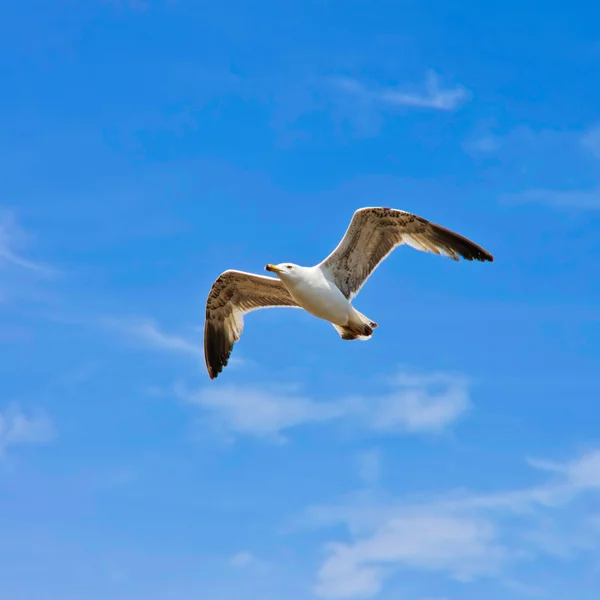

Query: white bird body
left=203, top=207, right=494, bottom=379
left=275, top=265, right=353, bottom=327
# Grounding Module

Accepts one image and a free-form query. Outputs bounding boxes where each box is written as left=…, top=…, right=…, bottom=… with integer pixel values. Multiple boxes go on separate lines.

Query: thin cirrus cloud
left=101, top=316, right=203, bottom=359
left=305, top=448, right=600, bottom=598
left=0, top=210, right=59, bottom=307
left=0, top=210, right=51, bottom=274
left=507, top=124, right=600, bottom=210
left=228, top=551, right=270, bottom=573
left=0, top=405, right=56, bottom=457
left=330, top=71, right=470, bottom=112
left=102, top=316, right=248, bottom=371
left=105, top=315, right=470, bottom=441
left=503, top=187, right=600, bottom=210
left=229, top=551, right=258, bottom=568
left=465, top=123, right=600, bottom=210
left=175, top=370, right=470, bottom=442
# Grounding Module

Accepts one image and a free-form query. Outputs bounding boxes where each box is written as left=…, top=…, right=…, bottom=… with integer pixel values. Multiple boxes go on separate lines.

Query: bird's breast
left=284, top=277, right=351, bottom=326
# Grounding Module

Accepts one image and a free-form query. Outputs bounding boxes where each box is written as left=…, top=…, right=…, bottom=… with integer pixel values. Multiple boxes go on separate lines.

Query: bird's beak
left=265, top=264, right=281, bottom=274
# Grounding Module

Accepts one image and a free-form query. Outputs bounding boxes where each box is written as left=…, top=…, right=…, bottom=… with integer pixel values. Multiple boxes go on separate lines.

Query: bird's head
left=265, top=263, right=301, bottom=280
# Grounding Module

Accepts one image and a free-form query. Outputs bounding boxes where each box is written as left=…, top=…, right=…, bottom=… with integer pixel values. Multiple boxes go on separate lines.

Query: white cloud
left=0, top=210, right=49, bottom=273
left=176, top=370, right=470, bottom=442
left=0, top=405, right=56, bottom=457
left=463, top=124, right=588, bottom=167
left=178, top=383, right=345, bottom=443
left=307, top=448, right=600, bottom=598
left=316, top=553, right=383, bottom=599
left=463, top=134, right=502, bottom=154
left=364, top=372, right=470, bottom=433
left=229, top=551, right=256, bottom=568
left=228, top=551, right=269, bottom=570
left=495, top=122, right=600, bottom=209
left=502, top=187, right=600, bottom=210
left=228, top=551, right=271, bottom=576
left=466, top=123, right=600, bottom=210
left=333, top=71, right=469, bottom=112
left=103, top=317, right=202, bottom=358
left=316, top=515, right=502, bottom=598
left=542, top=448, right=600, bottom=489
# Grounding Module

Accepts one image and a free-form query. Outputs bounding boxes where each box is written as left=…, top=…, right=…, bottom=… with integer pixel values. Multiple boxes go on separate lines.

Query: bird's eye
left=287, top=265, right=292, bottom=270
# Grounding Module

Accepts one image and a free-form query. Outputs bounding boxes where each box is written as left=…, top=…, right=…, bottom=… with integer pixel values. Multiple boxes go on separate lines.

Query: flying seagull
left=204, top=207, right=493, bottom=379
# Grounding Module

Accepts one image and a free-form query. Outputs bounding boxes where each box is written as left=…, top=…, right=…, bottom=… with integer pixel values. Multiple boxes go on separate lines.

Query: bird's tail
left=332, top=311, right=378, bottom=341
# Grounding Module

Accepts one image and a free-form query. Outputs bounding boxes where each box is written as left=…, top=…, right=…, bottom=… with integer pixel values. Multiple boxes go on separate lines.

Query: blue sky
left=2, top=1, right=600, bottom=599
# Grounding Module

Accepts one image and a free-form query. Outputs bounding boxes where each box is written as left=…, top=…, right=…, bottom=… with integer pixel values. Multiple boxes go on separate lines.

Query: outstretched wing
left=204, top=270, right=299, bottom=379
left=319, top=207, right=494, bottom=300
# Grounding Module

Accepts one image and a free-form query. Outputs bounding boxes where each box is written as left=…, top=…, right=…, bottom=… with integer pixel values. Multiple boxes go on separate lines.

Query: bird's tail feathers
left=332, top=311, right=378, bottom=341
left=354, top=310, right=378, bottom=329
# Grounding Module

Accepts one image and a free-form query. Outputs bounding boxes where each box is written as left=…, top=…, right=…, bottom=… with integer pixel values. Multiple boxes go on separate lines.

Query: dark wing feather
left=320, top=207, right=494, bottom=300
left=204, top=270, right=299, bottom=379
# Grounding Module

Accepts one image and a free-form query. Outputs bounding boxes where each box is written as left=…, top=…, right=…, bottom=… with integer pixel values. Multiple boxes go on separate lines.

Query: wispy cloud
left=229, top=551, right=270, bottom=573
left=517, top=123, right=600, bottom=209
left=365, top=371, right=470, bottom=433
left=176, top=369, right=470, bottom=442
left=467, top=123, right=600, bottom=210
left=102, top=316, right=202, bottom=358
left=463, top=124, right=587, bottom=167
left=316, top=515, right=501, bottom=598
left=331, top=71, right=469, bottom=112
left=502, top=187, right=600, bottom=210
left=306, top=448, right=600, bottom=598
left=0, top=210, right=50, bottom=273
left=0, top=405, right=56, bottom=457
left=229, top=551, right=257, bottom=568
left=178, top=382, right=344, bottom=443
left=463, top=134, right=502, bottom=154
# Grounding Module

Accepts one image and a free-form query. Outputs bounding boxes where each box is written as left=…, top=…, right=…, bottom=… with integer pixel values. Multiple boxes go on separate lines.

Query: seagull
left=204, top=207, right=494, bottom=379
